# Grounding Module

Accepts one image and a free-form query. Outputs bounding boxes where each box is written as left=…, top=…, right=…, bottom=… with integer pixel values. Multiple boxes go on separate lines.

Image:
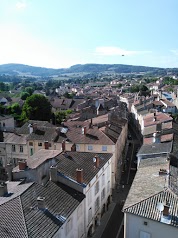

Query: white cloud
left=16, top=1, right=27, bottom=10
left=95, top=46, right=151, bottom=56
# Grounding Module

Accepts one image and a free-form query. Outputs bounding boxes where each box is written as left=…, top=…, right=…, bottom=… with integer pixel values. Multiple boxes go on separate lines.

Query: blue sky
left=0, top=0, right=178, bottom=68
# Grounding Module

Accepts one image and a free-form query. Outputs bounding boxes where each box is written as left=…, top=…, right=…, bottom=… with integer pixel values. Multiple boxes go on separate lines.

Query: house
left=160, top=99, right=177, bottom=114
left=123, top=155, right=178, bottom=238
left=2, top=132, right=28, bottom=167
left=0, top=180, right=85, bottom=238
left=136, top=141, right=172, bottom=167
left=142, top=112, right=173, bottom=136
left=12, top=149, right=61, bottom=185
left=0, top=115, right=15, bottom=132
left=52, top=151, right=113, bottom=236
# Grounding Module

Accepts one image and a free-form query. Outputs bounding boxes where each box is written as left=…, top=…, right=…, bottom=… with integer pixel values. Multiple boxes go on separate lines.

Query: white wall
left=124, top=213, right=178, bottom=238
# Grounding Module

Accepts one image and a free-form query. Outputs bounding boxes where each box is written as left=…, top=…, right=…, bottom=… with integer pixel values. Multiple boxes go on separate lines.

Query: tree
left=54, top=109, right=72, bottom=125
left=21, top=92, right=30, bottom=100
left=24, top=87, right=34, bottom=96
left=21, top=94, right=52, bottom=121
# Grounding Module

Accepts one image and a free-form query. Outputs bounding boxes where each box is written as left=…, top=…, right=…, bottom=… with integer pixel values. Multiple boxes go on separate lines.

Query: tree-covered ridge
left=0, top=63, right=168, bottom=77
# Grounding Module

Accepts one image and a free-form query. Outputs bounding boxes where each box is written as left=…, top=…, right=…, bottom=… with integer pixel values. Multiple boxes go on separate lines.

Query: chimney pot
left=71, top=143, right=76, bottom=151
left=50, top=166, right=58, bottom=182
left=76, top=168, right=83, bottom=183
left=62, top=140, right=66, bottom=151
left=37, top=196, right=46, bottom=210
left=6, top=163, right=13, bottom=181
left=44, top=141, right=49, bottom=150
left=95, top=156, right=100, bottom=168
left=0, top=182, right=7, bottom=197
left=19, top=160, right=27, bottom=170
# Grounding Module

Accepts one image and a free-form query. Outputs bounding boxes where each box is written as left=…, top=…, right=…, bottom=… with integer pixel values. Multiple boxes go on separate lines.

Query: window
left=101, top=188, right=105, bottom=200
left=88, top=208, right=92, bottom=224
left=102, top=174, right=105, bottom=186
left=30, top=148, right=33, bottom=156
left=107, top=181, right=110, bottom=193
left=95, top=197, right=100, bottom=212
left=12, top=158, right=18, bottom=166
left=88, top=145, right=93, bottom=151
left=95, top=181, right=99, bottom=195
left=29, top=142, right=33, bottom=146
left=12, top=145, right=16, bottom=152
left=107, top=167, right=110, bottom=179
left=88, top=189, right=92, bottom=205
left=38, top=142, right=42, bottom=146
left=20, top=145, right=23, bottom=153
left=102, top=145, right=107, bottom=151
left=3, top=122, right=5, bottom=127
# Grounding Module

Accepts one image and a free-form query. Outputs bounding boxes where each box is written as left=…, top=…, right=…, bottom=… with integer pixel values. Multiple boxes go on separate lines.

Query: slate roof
left=0, top=115, right=14, bottom=120
left=123, top=157, right=169, bottom=210
left=0, top=181, right=85, bottom=238
left=17, top=120, right=55, bottom=135
left=124, top=189, right=178, bottom=227
left=56, top=151, right=113, bottom=185
left=137, top=142, right=172, bottom=156
left=50, top=98, right=85, bottom=110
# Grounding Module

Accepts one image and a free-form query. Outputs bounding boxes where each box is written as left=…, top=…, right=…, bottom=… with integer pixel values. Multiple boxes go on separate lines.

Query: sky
left=0, top=0, right=178, bottom=69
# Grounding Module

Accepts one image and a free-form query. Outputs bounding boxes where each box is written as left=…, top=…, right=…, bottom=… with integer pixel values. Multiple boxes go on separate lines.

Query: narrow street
left=93, top=123, right=142, bottom=238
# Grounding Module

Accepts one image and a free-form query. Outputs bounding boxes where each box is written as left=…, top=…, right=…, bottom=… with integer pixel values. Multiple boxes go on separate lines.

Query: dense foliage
left=21, top=94, right=52, bottom=121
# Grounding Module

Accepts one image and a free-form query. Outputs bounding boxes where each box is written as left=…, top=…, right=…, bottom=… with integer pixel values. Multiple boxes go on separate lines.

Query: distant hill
left=0, top=63, right=171, bottom=77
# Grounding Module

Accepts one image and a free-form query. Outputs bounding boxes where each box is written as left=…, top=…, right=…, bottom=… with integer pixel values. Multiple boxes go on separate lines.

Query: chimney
left=37, top=196, right=46, bottom=210
left=82, top=126, right=87, bottom=135
left=163, top=204, right=170, bottom=216
left=50, top=165, right=58, bottom=182
left=19, top=160, right=27, bottom=170
left=95, top=156, right=100, bottom=168
left=0, top=182, right=7, bottom=197
left=71, top=143, right=76, bottom=151
left=62, top=140, right=66, bottom=151
left=32, top=123, right=37, bottom=133
left=89, top=118, right=93, bottom=128
left=28, top=124, right=33, bottom=134
left=76, top=168, right=83, bottom=183
left=6, top=163, right=13, bottom=181
left=44, top=141, right=49, bottom=150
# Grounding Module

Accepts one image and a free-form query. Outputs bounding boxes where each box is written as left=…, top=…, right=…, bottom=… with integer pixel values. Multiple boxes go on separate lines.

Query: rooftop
left=0, top=181, right=85, bottom=238
left=56, top=151, right=113, bottom=185
left=123, top=156, right=169, bottom=210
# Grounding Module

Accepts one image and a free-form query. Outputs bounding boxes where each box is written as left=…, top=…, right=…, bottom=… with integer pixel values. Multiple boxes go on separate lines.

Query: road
left=98, top=123, right=142, bottom=238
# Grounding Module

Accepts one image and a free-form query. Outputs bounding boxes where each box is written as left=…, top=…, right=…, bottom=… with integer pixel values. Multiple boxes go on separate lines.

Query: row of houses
left=0, top=100, right=128, bottom=237
left=120, top=87, right=178, bottom=237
